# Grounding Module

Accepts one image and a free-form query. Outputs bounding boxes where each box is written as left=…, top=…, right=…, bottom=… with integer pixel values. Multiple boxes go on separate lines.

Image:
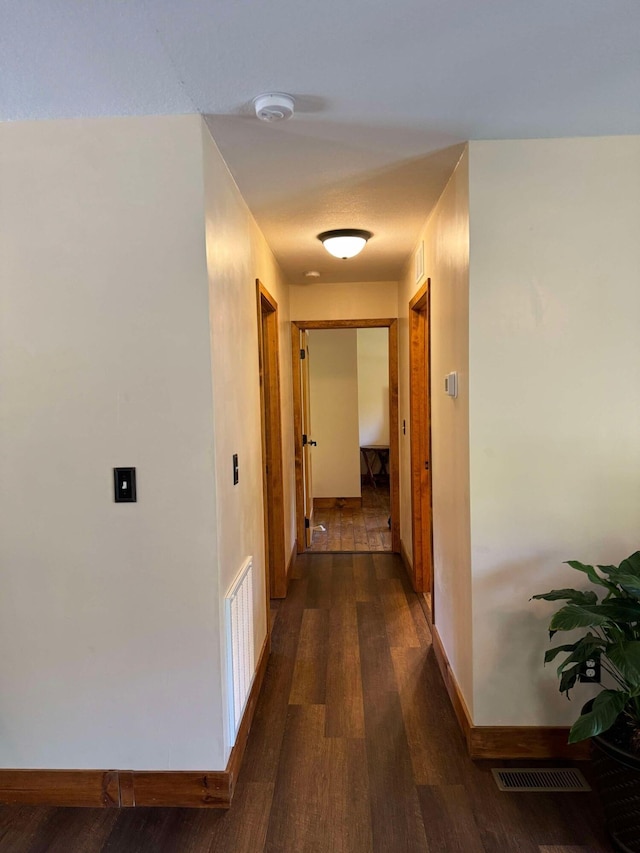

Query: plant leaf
left=544, top=643, right=577, bottom=664
left=608, top=641, right=640, bottom=685
left=597, top=599, right=640, bottom=624
left=559, top=663, right=580, bottom=697
left=620, top=552, right=640, bottom=578
left=565, top=561, right=618, bottom=593
left=549, top=604, right=613, bottom=633
left=598, top=565, right=619, bottom=575
left=568, top=690, right=628, bottom=742
left=532, top=589, right=598, bottom=605
left=604, top=571, right=640, bottom=598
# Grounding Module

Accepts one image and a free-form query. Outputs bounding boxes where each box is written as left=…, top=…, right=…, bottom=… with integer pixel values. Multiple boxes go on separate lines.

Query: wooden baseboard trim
left=399, top=537, right=415, bottom=589
left=400, top=538, right=412, bottom=573
left=119, top=770, right=229, bottom=808
left=286, top=541, right=297, bottom=587
left=224, top=633, right=270, bottom=803
left=313, top=496, right=362, bottom=510
left=0, top=635, right=271, bottom=808
left=430, top=623, right=589, bottom=761
left=430, top=623, right=474, bottom=750
left=273, top=540, right=296, bottom=600
left=468, top=726, right=590, bottom=760
left=0, top=770, right=121, bottom=807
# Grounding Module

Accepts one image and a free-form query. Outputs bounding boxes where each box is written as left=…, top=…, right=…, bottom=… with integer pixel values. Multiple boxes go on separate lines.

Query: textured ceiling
left=3, top=0, right=639, bottom=283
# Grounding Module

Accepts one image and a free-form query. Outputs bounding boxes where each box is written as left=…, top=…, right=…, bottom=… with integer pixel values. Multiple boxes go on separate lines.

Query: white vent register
left=225, top=557, right=256, bottom=743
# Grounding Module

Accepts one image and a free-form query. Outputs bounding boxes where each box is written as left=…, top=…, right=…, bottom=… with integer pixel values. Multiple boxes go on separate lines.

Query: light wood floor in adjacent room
left=309, top=483, right=391, bottom=551
left=0, top=553, right=611, bottom=852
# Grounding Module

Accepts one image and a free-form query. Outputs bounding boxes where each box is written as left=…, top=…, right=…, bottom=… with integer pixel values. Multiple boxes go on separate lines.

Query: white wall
left=308, top=330, right=361, bottom=499
left=290, top=281, right=398, bottom=321
left=468, top=136, right=640, bottom=726
left=0, top=115, right=224, bottom=769
left=357, top=328, right=389, bottom=447
left=398, top=149, right=472, bottom=711
left=0, top=115, right=296, bottom=772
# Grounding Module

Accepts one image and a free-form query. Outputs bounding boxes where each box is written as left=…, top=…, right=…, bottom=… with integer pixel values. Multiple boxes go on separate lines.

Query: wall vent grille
left=225, top=557, right=255, bottom=744
left=492, top=767, right=591, bottom=792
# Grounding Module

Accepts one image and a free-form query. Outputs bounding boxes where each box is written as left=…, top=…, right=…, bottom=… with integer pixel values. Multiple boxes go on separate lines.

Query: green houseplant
left=533, top=550, right=640, bottom=747
left=533, top=550, right=640, bottom=852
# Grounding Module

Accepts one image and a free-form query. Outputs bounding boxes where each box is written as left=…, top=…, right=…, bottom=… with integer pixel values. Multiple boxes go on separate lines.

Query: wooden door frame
left=256, top=280, right=287, bottom=599
left=299, top=329, right=314, bottom=549
left=409, top=279, right=434, bottom=607
left=291, top=318, right=400, bottom=553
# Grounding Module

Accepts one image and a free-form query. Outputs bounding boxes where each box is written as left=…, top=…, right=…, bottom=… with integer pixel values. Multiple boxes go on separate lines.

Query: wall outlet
left=579, top=654, right=601, bottom=683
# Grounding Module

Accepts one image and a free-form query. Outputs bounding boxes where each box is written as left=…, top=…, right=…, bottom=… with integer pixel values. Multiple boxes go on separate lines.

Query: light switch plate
left=444, top=372, right=458, bottom=398
left=114, top=467, right=137, bottom=502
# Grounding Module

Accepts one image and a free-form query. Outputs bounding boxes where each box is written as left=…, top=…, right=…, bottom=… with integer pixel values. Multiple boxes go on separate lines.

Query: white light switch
left=444, top=372, right=458, bottom=398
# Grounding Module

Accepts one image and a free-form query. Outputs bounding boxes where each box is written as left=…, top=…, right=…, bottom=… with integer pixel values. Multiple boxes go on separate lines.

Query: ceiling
left=3, top=0, right=639, bottom=283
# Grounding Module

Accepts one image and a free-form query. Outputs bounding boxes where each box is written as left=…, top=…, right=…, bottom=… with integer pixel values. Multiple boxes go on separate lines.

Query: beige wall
left=290, top=281, right=398, bottom=321
left=398, top=149, right=473, bottom=711
left=0, top=115, right=224, bottom=769
left=308, top=329, right=361, bottom=498
left=468, top=136, right=640, bottom=726
left=201, top=122, right=295, bottom=754
left=357, top=328, right=389, bottom=449
left=5, top=113, right=634, bottom=772
left=0, top=115, right=296, bottom=772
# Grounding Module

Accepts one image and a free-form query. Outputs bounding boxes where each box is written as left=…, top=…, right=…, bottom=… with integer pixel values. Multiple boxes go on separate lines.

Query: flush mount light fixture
left=317, top=229, right=372, bottom=259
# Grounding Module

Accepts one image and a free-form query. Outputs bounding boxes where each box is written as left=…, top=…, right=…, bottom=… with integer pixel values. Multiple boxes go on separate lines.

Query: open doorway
left=308, top=327, right=390, bottom=551
left=291, top=319, right=399, bottom=554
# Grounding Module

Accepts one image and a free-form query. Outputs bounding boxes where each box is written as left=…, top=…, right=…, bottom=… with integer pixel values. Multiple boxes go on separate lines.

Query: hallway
left=0, top=553, right=611, bottom=852
left=309, top=484, right=391, bottom=552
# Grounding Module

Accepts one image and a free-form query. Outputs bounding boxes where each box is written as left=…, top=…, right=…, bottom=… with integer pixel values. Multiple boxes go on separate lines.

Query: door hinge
left=302, top=434, right=308, bottom=446
left=425, top=460, right=430, bottom=470
left=300, top=348, right=306, bottom=359
left=305, top=517, right=310, bottom=529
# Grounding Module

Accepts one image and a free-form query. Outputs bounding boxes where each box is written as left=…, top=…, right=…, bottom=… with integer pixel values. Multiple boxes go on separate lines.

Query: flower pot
left=590, top=718, right=640, bottom=852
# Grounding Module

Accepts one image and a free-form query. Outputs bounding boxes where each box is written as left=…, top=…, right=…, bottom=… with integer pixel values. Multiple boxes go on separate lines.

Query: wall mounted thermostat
left=114, top=467, right=137, bottom=502
left=444, top=372, right=458, bottom=398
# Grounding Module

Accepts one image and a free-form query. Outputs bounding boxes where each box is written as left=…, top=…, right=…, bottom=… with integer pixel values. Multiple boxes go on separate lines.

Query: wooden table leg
left=360, top=448, right=376, bottom=488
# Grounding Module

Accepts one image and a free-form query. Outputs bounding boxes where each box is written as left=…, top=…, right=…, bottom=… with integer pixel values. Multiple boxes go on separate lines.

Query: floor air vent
left=491, top=767, right=591, bottom=792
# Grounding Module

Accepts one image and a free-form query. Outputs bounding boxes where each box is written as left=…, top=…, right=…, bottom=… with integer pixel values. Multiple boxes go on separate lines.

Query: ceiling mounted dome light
left=318, top=229, right=372, bottom=260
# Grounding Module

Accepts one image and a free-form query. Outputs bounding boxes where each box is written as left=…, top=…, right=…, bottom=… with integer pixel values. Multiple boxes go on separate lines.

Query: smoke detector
left=253, top=93, right=295, bottom=122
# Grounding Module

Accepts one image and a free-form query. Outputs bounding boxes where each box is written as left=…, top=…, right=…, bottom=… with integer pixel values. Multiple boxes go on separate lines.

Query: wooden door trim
left=295, top=318, right=397, bottom=330
left=408, top=279, right=433, bottom=605
left=388, top=320, right=400, bottom=552
left=291, top=324, right=306, bottom=551
left=291, top=318, right=400, bottom=554
left=257, top=280, right=287, bottom=599
left=409, top=282, right=428, bottom=313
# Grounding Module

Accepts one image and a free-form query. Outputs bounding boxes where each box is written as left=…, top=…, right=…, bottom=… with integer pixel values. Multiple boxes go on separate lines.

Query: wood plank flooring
left=0, top=553, right=612, bottom=852
left=310, top=484, right=391, bottom=552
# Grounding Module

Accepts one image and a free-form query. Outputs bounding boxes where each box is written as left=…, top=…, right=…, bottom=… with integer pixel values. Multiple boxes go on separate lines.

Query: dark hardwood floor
left=309, top=484, right=391, bottom=552
left=0, top=553, right=612, bottom=852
